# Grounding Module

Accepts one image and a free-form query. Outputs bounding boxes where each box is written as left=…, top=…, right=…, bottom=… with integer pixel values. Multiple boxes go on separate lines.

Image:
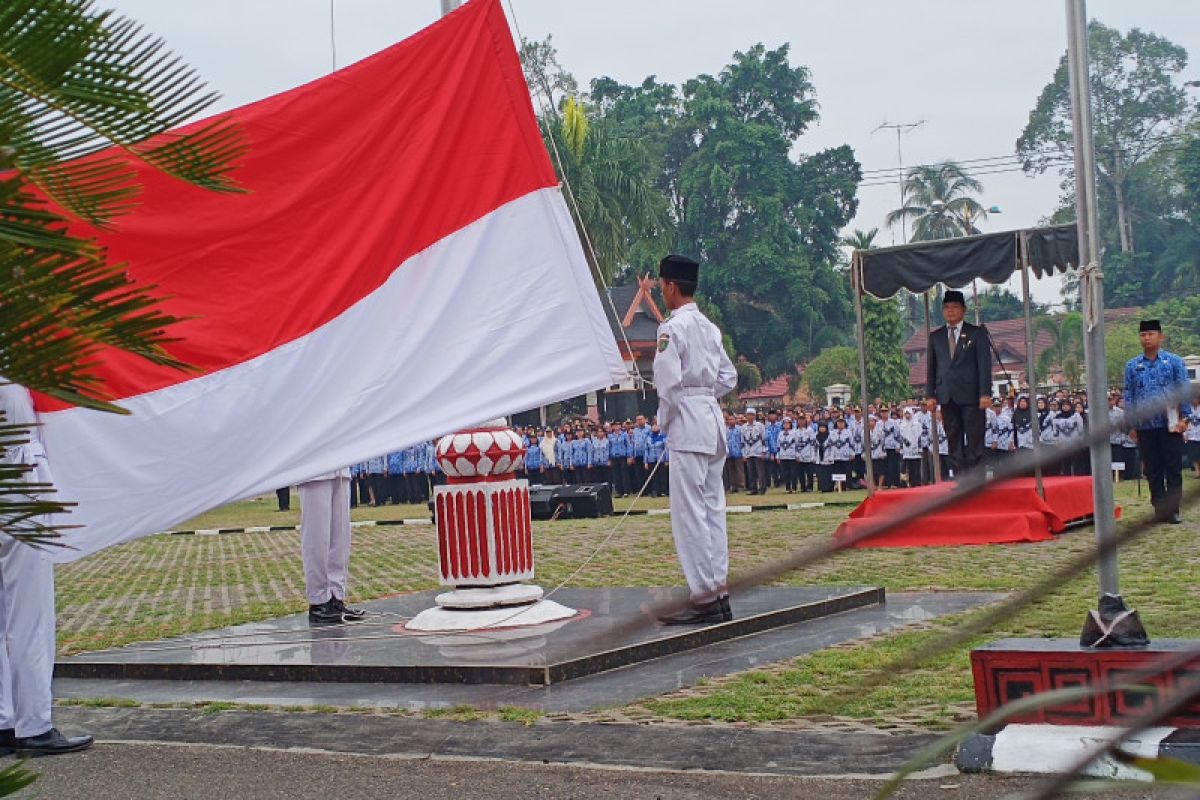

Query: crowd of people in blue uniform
left=285, top=387, right=1199, bottom=511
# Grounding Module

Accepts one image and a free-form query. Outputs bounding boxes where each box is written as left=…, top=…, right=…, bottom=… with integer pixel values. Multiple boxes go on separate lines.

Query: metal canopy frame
left=850, top=223, right=1080, bottom=499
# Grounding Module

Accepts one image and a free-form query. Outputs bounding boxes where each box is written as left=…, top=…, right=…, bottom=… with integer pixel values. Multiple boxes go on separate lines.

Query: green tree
left=540, top=97, right=669, bottom=285
left=519, top=35, right=578, bottom=112
left=802, top=346, right=859, bottom=398
left=861, top=296, right=911, bottom=402
left=841, top=228, right=909, bottom=401
left=1105, top=321, right=1143, bottom=384
left=885, top=162, right=987, bottom=242
left=1142, top=295, right=1200, bottom=354
left=1017, top=21, right=1191, bottom=256
left=975, top=287, right=1033, bottom=322
left=0, top=0, right=242, bottom=792
left=593, top=45, right=860, bottom=367
left=1035, top=313, right=1085, bottom=385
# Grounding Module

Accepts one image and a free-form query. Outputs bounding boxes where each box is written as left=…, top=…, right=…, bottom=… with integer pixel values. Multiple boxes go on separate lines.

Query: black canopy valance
left=854, top=223, right=1078, bottom=299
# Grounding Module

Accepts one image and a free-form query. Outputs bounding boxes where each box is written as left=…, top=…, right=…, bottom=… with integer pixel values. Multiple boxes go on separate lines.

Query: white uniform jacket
left=652, top=303, right=737, bottom=455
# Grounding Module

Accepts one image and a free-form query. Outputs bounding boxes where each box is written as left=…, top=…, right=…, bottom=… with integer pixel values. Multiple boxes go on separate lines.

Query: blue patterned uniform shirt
left=1124, top=350, right=1192, bottom=430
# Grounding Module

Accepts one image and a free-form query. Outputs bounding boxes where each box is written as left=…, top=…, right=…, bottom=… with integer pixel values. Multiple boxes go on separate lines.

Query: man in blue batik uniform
left=1124, top=319, right=1192, bottom=523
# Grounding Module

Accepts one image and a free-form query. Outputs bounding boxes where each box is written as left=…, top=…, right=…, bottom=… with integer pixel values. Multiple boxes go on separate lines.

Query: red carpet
left=834, top=477, right=1116, bottom=548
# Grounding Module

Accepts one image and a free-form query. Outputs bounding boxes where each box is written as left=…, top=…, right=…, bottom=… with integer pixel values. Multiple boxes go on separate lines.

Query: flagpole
left=441, top=0, right=462, bottom=15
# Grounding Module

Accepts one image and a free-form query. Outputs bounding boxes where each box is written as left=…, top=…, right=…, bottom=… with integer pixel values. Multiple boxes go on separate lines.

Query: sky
left=103, top=0, right=1200, bottom=307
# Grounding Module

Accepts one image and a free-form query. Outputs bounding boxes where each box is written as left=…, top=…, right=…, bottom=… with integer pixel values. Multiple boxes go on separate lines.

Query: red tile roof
left=739, top=374, right=791, bottom=401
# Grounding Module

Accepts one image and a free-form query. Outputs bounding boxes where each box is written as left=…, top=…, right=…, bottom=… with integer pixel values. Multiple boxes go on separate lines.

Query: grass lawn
left=54, top=479, right=1200, bottom=731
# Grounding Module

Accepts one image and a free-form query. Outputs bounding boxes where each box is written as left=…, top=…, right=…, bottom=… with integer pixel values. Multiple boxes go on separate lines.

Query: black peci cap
left=943, top=290, right=966, bottom=306
left=659, top=254, right=699, bottom=283
left=1139, top=319, right=1162, bottom=333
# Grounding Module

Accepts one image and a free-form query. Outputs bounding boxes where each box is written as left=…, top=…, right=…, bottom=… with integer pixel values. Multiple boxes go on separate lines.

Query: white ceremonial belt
left=680, top=387, right=714, bottom=397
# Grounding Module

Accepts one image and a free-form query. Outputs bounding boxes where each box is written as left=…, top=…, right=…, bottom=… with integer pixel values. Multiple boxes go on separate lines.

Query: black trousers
left=942, top=401, right=986, bottom=475
left=275, top=487, right=290, bottom=511
left=356, top=476, right=371, bottom=506
left=884, top=451, right=902, bottom=487
left=649, top=462, right=669, bottom=496
left=834, top=460, right=852, bottom=488
left=780, top=459, right=799, bottom=491
left=815, top=464, right=834, bottom=493
left=798, top=462, right=814, bottom=492
left=1139, top=428, right=1184, bottom=516
left=609, top=459, right=626, bottom=495
left=369, top=473, right=387, bottom=505
left=389, top=474, right=407, bottom=504
left=746, top=457, right=768, bottom=493
left=903, top=457, right=923, bottom=487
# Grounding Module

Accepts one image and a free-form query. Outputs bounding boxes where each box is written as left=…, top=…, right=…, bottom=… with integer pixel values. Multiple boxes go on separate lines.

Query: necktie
left=950, top=326, right=958, bottom=352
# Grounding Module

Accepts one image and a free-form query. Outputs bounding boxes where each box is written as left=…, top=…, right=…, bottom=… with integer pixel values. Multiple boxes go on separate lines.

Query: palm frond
left=0, top=0, right=246, bottom=227
left=0, top=419, right=74, bottom=547
left=0, top=760, right=38, bottom=797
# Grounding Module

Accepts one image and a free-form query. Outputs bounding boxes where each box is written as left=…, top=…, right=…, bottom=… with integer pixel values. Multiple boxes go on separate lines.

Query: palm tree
left=886, top=162, right=987, bottom=242
left=540, top=97, right=669, bottom=285
left=1, top=0, right=242, bottom=673
left=1035, top=313, right=1085, bottom=386
left=842, top=227, right=879, bottom=251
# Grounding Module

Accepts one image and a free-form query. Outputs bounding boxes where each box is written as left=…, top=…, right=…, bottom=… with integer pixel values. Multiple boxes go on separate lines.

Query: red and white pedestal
left=407, top=422, right=576, bottom=632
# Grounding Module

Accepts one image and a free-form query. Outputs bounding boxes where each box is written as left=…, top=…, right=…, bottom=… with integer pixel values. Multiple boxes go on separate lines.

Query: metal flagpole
left=440, top=0, right=462, bottom=14
left=924, top=292, right=942, bottom=484
left=1066, top=0, right=1120, bottom=599
left=1018, top=242, right=1045, bottom=499
left=852, top=255, right=875, bottom=496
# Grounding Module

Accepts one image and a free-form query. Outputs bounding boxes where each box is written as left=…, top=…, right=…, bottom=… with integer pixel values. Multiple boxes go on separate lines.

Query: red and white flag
left=37, top=0, right=626, bottom=561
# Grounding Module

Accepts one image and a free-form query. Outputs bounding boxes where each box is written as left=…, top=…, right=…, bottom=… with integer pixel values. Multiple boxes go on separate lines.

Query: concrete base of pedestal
left=434, top=583, right=543, bottom=609
left=406, top=598, right=578, bottom=632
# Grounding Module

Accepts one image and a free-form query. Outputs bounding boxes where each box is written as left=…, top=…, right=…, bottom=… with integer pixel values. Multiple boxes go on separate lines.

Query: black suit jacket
left=926, top=321, right=992, bottom=405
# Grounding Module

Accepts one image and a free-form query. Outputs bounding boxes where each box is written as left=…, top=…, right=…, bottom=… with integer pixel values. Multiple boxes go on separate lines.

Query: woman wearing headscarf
left=829, top=417, right=855, bottom=489
left=899, top=408, right=924, bottom=487
left=1051, top=399, right=1085, bottom=476
left=777, top=417, right=800, bottom=492
left=1071, top=399, right=1091, bottom=476
left=814, top=422, right=835, bottom=493
left=797, top=414, right=817, bottom=492
left=867, top=415, right=887, bottom=489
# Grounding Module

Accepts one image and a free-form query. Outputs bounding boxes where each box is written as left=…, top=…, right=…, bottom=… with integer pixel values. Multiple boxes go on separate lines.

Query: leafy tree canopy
left=802, top=345, right=859, bottom=399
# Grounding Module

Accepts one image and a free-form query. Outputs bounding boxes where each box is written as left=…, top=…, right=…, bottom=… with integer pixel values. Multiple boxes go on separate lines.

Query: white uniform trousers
left=667, top=438, right=729, bottom=604
left=299, top=477, right=352, bottom=606
left=0, top=536, right=55, bottom=737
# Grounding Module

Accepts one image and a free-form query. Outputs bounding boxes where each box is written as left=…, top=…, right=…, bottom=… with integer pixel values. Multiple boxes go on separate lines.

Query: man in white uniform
left=299, top=467, right=366, bottom=624
left=652, top=255, right=738, bottom=625
left=0, top=382, right=93, bottom=756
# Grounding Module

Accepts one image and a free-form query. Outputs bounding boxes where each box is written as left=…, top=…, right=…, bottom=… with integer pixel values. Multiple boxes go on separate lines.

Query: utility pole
left=873, top=120, right=925, bottom=245
left=1067, top=0, right=1125, bottom=629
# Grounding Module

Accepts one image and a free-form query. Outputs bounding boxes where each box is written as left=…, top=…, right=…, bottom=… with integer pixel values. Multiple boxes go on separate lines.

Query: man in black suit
left=925, top=290, right=992, bottom=476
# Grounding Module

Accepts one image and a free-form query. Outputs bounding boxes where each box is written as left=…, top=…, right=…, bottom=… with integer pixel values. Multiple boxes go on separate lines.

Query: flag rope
left=502, top=0, right=651, bottom=390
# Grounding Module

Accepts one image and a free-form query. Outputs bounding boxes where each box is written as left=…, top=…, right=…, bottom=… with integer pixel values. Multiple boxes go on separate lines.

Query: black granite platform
left=57, top=586, right=882, bottom=686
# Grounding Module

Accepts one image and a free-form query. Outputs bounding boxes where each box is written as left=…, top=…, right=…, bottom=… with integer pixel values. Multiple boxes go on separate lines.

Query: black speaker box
left=528, top=484, right=564, bottom=520
left=551, top=483, right=613, bottom=519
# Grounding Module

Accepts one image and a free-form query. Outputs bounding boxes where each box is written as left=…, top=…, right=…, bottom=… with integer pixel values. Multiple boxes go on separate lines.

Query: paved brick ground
left=53, top=482, right=1200, bottom=733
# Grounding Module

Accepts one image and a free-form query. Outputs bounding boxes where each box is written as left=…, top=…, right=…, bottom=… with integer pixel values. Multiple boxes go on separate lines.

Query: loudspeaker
left=528, top=484, right=564, bottom=520
left=552, top=483, right=613, bottom=519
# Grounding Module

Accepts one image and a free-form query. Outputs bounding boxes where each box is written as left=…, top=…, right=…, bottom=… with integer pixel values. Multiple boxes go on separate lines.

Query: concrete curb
left=165, top=499, right=854, bottom=536
left=50, top=706, right=944, bottom=777
left=957, top=724, right=1200, bottom=780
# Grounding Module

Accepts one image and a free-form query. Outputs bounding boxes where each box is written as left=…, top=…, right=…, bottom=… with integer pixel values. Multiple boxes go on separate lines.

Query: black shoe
left=330, top=597, right=366, bottom=621
left=657, top=599, right=725, bottom=625
left=1170, top=511, right=1183, bottom=524
left=0, top=728, right=14, bottom=757
left=719, top=595, right=733, bottom=622
left=15, top=728, right=93, bottom=757
left=308, top=601, right=342, bottom=624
